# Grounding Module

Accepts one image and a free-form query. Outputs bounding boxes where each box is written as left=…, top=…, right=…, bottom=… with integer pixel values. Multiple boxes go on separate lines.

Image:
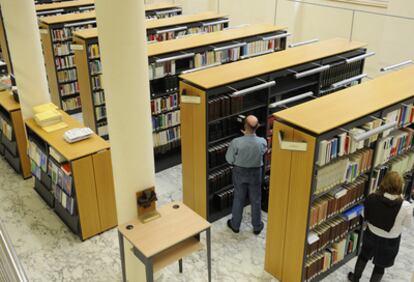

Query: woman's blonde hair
left=378, top=171, right=404, bottom=197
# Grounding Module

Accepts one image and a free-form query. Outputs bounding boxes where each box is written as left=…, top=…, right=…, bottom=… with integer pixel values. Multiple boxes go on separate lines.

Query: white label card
left=70, top=44, right=84, bottom=51
left=181, top=95, right=201, bottom=104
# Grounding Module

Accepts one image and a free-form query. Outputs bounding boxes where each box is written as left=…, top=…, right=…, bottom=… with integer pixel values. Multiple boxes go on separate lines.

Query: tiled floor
left=0, top=157, right=413, bottom=281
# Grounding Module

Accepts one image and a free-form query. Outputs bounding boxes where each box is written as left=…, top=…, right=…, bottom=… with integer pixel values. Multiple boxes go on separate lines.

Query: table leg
left=179, top=258, right=183, bottom=273
left=145, top=258, right=154, bottom=282
left=206, top=228, right=211, bottom=282
left=118, top=231, right=126, bottom=282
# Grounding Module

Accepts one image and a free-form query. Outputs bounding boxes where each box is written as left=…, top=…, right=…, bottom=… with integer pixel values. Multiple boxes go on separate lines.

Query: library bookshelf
left=36, top=1, right=181, bottom=18
left=36, top=0, right=95, bottom=17
left=178, top=38, right=370, bottom=222
left=0, top=7, right=12, bottom=75
left=264, top=65, right=414, bottom=281
left=0, top=91, right=31, bottom=178
left=25, top=110, right=117, bottom=240
left=72, top=24, right=288, bottom=171
left=39, top=11, right=228, bottom=116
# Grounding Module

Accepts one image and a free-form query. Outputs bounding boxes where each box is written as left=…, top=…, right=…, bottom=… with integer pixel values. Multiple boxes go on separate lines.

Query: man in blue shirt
left=225, top=115, right=267, bottom=235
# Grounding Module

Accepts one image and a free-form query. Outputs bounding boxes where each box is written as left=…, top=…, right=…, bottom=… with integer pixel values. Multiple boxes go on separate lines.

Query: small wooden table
left=118, top=202, right=212, bottom=282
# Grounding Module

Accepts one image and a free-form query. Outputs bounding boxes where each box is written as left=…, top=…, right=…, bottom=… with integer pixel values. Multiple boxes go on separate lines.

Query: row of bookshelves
left=152, top=125, right=180, bottom=149
left=147, top=23, right=226, bottom=42
left=28, top=139, right=77, bottom=218
left=151, top=92, right=178, bottom=115
left=305, top=229, right=361, bottom=281
left=59, top=81, right=79, bottom=96
left=263, top=64, right=414, bottom=281
left=51, top=24, right=95, bottom=42
left=55, top=55, right=75, bottom=70
left=148, top=37, right=283, bottom=81
left=309, top=177, right=366, bottom=229
left=62, top=96, right=81, bottom=112
left=151, top=109, right=180, bottom=132
left=57, top=68, right=77, bottom=82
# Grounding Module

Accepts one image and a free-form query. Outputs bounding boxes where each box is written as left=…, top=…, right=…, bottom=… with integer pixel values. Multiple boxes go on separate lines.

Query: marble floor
left=0, top=157, right=413, bottom=282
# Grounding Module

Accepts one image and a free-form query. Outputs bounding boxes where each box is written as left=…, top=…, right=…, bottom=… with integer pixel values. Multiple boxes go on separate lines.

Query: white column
left=95, top=0, right=155, bottom=281
left=0, top=0, right=50, bottom=119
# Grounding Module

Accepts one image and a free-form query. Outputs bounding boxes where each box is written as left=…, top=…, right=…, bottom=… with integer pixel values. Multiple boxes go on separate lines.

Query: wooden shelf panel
left=35, top=0, right=94, bottom=12
left=0, top=91, right=19, bottom=112
left=275, top=65, right=414, bottom=135
left=74, top=24, right=285, bottom=57
left=148, top=24, right=286, bottom=57
left=179, top=38, right=367, bottom=89
left=146, top=11, right=227, bottom=30
left=39, top=10, right=96, bottom=25
left=145, top=2, right=181, bottom=12
left=153, top=237, right=203, bottom=272
left=25, top=110, right=109, bottom=161
left=73, top=12, right=229, bottom=40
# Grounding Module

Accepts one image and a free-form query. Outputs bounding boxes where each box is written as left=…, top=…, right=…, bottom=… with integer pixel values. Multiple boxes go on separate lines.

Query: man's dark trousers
left=230, top=166, right=263, bottom=231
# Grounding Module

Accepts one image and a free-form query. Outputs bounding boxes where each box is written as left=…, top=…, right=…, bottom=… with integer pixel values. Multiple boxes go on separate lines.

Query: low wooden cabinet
left=25, top=110, right=117, bottom=240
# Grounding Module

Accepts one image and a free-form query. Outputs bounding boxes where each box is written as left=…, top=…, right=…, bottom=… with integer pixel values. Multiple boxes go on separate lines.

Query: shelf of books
left=39, top=11, right=98, bottom=115
left=264, top=65, right=414, bottom=282
left=39, top=11, right=228, bottom=116
left=144, top=2, right=182, bottom=20
left=145, top=12, right=229, bottom=42
left=0, top=7, right=12, bottom=75
left=25, top=110, right=117, bottom=240
left=36, top=1, right=181, bottom=19
left=72, top=24, right=288, bottom=171
left=35, top=0, right=94, bottom=17
left=178, top=38, right=370, bottom=222
left=0, top=91, right=31, bottom=178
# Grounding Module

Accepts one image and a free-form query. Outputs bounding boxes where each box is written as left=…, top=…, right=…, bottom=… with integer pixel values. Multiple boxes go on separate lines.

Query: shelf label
left=278, top=131, right=308, bottom=152
left=39, top=29, right=48, bottom=34
left=70, top=44, right=84, bottom=51
left=181, top=95, right=200, bottom=104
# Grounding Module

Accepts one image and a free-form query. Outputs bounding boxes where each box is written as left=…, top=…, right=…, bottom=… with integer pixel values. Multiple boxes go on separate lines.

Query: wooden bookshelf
left=39, top=11, right=228, bottom=116
left=265, top=65, right=414, bottom=281
left=0, top=7, right=12, bottom=75
left=178, top=38, right=370, bottom=221
left=36, top=0, right=181, bottom=18
left=36, top=0, right=94, bottom=17
left=0, top=91, right=31, bottom=178
left=72, top=24, right=288, bottom=171
left=25, top=110, right=117, bottom=240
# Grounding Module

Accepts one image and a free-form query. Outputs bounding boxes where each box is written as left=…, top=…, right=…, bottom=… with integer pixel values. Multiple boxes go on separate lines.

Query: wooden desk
left=118, top=202, right=212, bottom=282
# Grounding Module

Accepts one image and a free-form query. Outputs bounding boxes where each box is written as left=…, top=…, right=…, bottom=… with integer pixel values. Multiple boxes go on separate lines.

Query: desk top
left=274, top=65, right=414, bottom=135
left=119, top=202, right=211, bottom=258
left=0, top=90, right=19, bottom=112
left=25, top=110, right=109, bottom=161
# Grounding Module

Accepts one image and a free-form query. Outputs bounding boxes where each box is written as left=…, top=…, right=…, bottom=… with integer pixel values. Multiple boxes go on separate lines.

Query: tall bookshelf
left=264, top=65, right=414, bottom=282
left=39, top=11, right=228, bottom=116
left=72, top=24, right=288, bottom=171
left=39, top=11, right=97, bottom=115
left=0, top=91, right=31, bottom=178
left=35, top=0, right=95, bottom=17
left=25, top=110, right=117, bottom=240
left=178, top=38, right=370, bottom=222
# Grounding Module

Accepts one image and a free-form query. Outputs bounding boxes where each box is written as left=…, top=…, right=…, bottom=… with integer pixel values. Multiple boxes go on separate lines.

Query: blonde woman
left=349, top=172, right=413, bottom=282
